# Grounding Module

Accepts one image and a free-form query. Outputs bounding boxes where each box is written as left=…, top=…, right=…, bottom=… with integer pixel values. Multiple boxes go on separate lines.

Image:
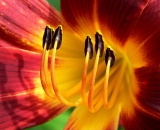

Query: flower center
left=40, top=25, right=130, bottom=113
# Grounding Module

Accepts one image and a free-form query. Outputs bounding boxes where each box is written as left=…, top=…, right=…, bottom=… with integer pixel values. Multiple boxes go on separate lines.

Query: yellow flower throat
left=40, top=25, right=133, bottom=113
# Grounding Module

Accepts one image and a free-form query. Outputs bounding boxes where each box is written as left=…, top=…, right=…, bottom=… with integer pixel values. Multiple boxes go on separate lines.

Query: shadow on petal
left=0, top=47, right=67, bottom=130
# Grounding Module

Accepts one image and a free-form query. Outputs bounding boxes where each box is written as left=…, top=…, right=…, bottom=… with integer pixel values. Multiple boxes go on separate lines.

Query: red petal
left=127, top=1, right=160, bottom=45
left=0, top=47, right=67, bottom=130
left=61, top=0, right=98, bottom=38
left=97, top=0, right=149, bottom=46
left=140, top=31, right=160, bottom=65
left=0, top=0, right=62, bottom=51
left=122, top=106, right=160, bottom=130
left=121, top=66, right=160, bottom=130
left=135, top=66, right=160, bottom=118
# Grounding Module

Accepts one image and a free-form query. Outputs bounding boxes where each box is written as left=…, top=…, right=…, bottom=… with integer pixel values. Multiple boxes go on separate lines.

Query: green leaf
left=47, top=0, right=60, bottom=11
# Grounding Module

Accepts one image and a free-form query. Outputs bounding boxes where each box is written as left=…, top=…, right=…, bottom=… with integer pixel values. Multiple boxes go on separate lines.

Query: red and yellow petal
left=0, top=0, right=62, bottom=52
left=65, top=105, right=120, bottom=130
left=0, top=47, right=67, bottom=130
left=122, top=105, right=160, bottom=130
left=121, top=66, right=160, bottom=130
left=125, top=1, right=160, bottom=66
left=126, top=0, right=160, bottom=45
left=97, top=0, right=149, bottom=47
left=61, top=0, right=98, bottom=38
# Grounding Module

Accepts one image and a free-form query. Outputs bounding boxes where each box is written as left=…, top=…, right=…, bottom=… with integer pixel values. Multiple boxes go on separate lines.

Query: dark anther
left=50, top=29, right=54, bottom=49
left=105, top=48, right=115, bottom=67
left=85, top=36, right=93, bottom=59
left=43, top=26, right=53, bottom=50
left=51, top=26, right=62, bottom=50
left=95, top=32, right=104, bottom=57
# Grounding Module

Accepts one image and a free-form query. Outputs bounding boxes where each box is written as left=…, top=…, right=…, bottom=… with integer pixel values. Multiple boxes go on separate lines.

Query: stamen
left=40, top=26, right=55, bottom=98
left=50, top=26, right=81, bottom=106
left=82, top=36, right=93, bottom=104
left=88, top=32, right=104, bottom=112
left=103, top=48, right=116, bottom=109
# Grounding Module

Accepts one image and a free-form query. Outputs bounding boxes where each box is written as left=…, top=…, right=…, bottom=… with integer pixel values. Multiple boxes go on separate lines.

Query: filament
left=40, top=44, right=55, bottom=98
left=88, top=49, right=100, bottom=112
left=51, top=40, right=82, bottom=106
left=81, top=51, right=90, bottom=104
left=103, top=57, right=111, bottom=107
left=103, top=60, right=126, bottom=109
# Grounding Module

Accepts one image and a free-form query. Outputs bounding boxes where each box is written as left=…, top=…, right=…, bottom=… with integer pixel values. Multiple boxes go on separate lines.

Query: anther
left=51, top=25, right=62, bottom=50
left=105, top=48, right=115, bottom=67
left=42, top=26, right=53, bottom=50
left=84, top=36, right=93, bottom=59
left=95, top=32, right=104, bottom=57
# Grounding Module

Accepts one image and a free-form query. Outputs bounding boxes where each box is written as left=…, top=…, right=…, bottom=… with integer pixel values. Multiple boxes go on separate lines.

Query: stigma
left=40, top=25, right=116, bottom=113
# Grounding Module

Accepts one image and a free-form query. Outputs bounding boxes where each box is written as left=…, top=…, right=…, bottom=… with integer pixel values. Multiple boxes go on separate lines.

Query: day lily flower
left=0, top=0, right=160, bottom=130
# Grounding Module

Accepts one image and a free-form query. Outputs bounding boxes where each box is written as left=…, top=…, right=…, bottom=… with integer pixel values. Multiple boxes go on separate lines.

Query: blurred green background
left=26, top=1, right=124, bottom=130
left=48, top=0, right=60, bottom=11
left=26, top=108, right=74, bottom=130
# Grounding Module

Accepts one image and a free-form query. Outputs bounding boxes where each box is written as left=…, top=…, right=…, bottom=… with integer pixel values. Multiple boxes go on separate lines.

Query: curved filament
left=88, top=49, right=100, bottom=112
left=50, top=41, right=82, bottom=106
left=81, top=51, right=90, bottom=104
left=40, top=44, right=55, bottom=98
